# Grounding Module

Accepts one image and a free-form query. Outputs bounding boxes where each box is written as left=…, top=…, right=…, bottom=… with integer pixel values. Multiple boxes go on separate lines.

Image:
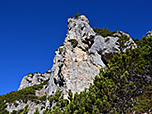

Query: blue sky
left=0, top=0, right=152, bottom=95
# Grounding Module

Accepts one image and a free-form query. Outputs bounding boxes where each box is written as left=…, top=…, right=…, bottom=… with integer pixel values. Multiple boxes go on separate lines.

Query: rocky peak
left=68, top=15, right=89, bottom=24
left=7, top=15, right=137, bottom=113
left=146, top=31, right=152, bottom=38
left=46, top=15, right=137, bottom=98
left=113, top=31, right=130, bottom=38
left=65, top=15, right=95, bottom=51
left=19, top=15, right=137, bottom=102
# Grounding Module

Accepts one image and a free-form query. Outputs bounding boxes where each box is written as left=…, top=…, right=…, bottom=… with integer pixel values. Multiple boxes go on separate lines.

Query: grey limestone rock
left=146, top=31, right=152, bottom=38
left=90, top=34, right=137, bottom=63
left=7, top=15, right=137, bottom=113
left=6, top=81, right=48, bottom=114
left=18, top=70, right=51, bottom=90
left=47, top=15, right=137, bottom=98
left=47, top=15, right=101, bottom=97
left=6, top=100, right=45, bottom=114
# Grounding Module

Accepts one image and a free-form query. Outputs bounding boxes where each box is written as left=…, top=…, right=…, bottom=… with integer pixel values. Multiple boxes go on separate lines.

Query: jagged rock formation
left=18, top=70, right=51, bottom=90
left=147, top=31, right=152, bottom=37
left=4, top=79, right=48, bottom=114
left=4, top=15, right=137, bottom=114
left=47, top=15, right=137, bottom=98
left=3, top=71, right=51, bottom=114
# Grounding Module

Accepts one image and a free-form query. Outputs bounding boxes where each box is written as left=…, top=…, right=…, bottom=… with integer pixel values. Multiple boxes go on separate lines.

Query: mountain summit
left=19, top=15, right=137, bottom=99
left=1, top=15, right=151, bottom=114
left=47, top=15, right=137, bottom=98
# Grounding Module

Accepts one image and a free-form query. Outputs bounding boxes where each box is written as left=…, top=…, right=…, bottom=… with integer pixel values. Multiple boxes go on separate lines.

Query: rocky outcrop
left=46, top=15, right=137, bottom=98
left=18, top=70, right=51, bottom=90
left=5, top=80, right=48, bottom=114
left=6, top=15, right=137, bottom=113
left=6, top=100, right=45, bottom=114
left=47, top=15, right=103, bottom=97
left=146, top=31, right=152, bottom=38
left=5, top=75, right=49, bottom=114
left=6, top=71, right=51, bottom=114
left=18, top=15, right=137, bottom=98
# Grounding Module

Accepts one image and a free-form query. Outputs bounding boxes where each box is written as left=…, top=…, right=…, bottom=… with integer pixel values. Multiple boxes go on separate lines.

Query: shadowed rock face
left=46, top=15, right=137, bottom=98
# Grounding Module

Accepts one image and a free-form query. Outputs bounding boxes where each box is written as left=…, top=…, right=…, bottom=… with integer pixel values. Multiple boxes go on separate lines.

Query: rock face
left=146, top=31, right=152, bottom=38
left=46, top=15, right=137, bottom=98
left=18, top=70, right=51, bottom=90
left=6, top=71, right=50, bottom=114
left=6, top=78, right=48, bottom=114
left=6, top=100, right=45, bottom=114
left=8, top=71, right=51, bottom=114
left=6, top=15, right=137, bottom=113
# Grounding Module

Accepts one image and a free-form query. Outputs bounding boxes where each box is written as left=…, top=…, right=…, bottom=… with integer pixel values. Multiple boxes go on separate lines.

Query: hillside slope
left=0, top=14, right=151, bottom=114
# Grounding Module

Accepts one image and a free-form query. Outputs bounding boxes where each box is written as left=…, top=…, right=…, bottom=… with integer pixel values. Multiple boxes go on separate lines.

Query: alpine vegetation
left=0, top=14, right=151, bottom=114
